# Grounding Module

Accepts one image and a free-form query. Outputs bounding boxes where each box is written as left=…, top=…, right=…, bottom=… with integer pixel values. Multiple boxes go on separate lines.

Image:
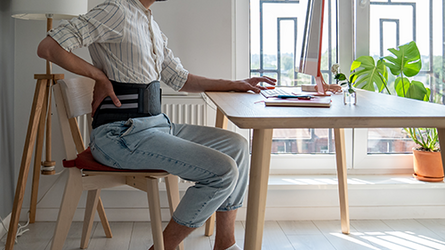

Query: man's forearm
left=37, top=36, right=107, bottom=81
left=180, top=73, right=276, bottom=94
left=180, top=74, right=235, bottom=92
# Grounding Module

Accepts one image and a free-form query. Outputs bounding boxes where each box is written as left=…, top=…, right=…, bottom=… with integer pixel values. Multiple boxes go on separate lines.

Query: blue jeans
left=89, top=114, right=249, bottom=228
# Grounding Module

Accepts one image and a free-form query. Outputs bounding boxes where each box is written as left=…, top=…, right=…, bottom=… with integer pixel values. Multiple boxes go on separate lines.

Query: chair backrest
left=54, top=77, right=95, bottom=161
left=57, top=78, right=95, bottom=118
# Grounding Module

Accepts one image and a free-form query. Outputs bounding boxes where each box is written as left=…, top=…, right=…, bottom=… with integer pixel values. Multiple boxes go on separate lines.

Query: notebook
left=264, top=96, right=331, bottom=107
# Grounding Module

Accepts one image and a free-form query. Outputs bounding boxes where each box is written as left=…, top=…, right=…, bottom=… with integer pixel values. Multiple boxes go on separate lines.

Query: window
left=247, top=0, right=445, bottom=173
left=353, top=0, right=445, bottom=170
left=249, top=0, right=340, bottom=173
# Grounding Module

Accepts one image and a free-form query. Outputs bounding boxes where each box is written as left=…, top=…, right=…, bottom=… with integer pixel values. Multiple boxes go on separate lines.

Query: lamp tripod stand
left=5, top=16, right=64, bottom=250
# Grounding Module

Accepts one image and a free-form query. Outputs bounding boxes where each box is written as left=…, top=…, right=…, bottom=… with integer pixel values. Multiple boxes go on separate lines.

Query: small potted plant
left=348, top=41, right=443, bottom=181
left=331, top=64, right=356, bottom=105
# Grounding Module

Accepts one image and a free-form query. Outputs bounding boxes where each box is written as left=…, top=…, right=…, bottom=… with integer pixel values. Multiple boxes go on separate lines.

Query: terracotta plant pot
left=413, top=149, right=444, bottom=182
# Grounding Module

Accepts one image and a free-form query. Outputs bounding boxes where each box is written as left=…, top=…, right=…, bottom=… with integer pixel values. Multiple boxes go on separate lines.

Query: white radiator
left=161, top=95, right=208, bottom=126
left=162, top=103, right=205, bottom=125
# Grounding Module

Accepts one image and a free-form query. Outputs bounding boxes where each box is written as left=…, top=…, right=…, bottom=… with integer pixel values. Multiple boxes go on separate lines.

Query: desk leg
left=437, top=129, right=445, bottom=173
left=333, top=128, right=350, bottom=234
left=244, top=129, right=273, bottom=250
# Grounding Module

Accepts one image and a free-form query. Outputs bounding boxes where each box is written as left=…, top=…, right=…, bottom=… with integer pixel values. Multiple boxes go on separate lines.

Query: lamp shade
left=11, top=0, right=88, bottom=20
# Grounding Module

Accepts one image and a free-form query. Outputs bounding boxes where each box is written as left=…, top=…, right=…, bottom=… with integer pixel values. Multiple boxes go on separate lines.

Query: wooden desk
left=205, top=89, right=445, bottom=250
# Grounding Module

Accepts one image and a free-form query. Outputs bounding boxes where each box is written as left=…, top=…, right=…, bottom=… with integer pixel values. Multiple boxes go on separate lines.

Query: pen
left=276, top=95, right=312, bottom=100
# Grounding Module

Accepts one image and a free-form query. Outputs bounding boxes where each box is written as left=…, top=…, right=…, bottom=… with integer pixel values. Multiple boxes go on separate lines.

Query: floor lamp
left=7, top=1, right=87, bottom=249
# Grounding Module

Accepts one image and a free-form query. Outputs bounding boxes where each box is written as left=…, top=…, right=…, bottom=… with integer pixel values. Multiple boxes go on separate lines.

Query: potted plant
left=331, top=64, right=356, bottom=105
left=348, top=41, right=443, bottom=181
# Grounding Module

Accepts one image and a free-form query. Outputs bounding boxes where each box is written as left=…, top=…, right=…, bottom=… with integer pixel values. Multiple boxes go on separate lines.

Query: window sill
left=110, top=174, right=445, bottom=192
left=267, top=174, right=445, bottom=190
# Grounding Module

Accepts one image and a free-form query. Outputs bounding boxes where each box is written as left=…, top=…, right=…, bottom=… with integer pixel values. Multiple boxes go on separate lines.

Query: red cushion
left=63, top=147, right=166, bottom=173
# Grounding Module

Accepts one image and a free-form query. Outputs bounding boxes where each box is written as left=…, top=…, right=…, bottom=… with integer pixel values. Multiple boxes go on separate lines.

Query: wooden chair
left=51, top=77, right=184, bottom=250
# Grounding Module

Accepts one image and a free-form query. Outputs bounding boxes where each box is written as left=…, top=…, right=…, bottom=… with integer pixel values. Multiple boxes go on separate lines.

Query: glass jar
left=343, top=89, right=357, bottom=105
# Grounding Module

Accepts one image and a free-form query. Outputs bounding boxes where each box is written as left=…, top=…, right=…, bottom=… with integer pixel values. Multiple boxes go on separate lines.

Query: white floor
left=3, top=219, right=445, bottom=250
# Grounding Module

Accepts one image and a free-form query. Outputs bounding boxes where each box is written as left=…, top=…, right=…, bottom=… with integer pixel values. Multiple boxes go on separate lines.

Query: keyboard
left=261, top=88, right=295, bottom=98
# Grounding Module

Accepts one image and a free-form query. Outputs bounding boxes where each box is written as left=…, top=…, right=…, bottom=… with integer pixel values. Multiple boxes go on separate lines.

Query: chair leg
left=205, top=214, right=216, bottom=237
left=165, top=175, right=184, bottom=250
left=147, top=177, right=165, bottom=250
left=50, top=168, right=83, bottom=250
left=97, top=197, right=113, bottom=238
left=165, top=175, right=180, bottom=214
left=81, top=189, right=101, bottom=249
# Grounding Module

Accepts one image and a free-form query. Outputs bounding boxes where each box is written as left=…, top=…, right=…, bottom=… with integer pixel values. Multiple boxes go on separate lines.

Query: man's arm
left=37, top=36, right=121, bottom=115
left=180, top=74, right=276, bottom=93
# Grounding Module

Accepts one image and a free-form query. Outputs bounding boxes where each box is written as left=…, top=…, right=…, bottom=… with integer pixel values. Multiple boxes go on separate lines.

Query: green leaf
left=394, top=77, right=410, bottom=98
left=407, top=80, right=430, bottom=101
left=424, top=88, right=431, bottom=102
left=383, top=41, right=422, bottom=77
left=394, top=78, right=430, bottom=101
left=350, top=56, right=388, bottom=92
left=335, top=73, right=347, bottom=81
left=406, top=127, right=439, bottom=151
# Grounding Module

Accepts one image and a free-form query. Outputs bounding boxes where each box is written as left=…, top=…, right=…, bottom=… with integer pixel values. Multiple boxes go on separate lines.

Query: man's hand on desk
left=315, top=82, right=343, bottom=94
left=231, top=76, right=277, bottom=94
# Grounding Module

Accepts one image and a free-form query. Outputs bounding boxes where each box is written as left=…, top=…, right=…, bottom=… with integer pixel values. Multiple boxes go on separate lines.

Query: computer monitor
left=299, top=0, right=327, bottom=94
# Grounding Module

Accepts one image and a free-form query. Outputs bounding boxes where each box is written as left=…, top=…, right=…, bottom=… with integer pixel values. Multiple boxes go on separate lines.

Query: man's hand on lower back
left=91, top=78, right=121, bottom=116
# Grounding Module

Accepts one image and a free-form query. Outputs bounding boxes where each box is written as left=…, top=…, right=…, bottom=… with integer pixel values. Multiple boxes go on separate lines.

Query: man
left=37, top=0, right=276, bottom=249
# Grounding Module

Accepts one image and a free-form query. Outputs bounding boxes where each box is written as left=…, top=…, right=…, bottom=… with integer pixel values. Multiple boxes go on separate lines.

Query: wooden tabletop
left=205, top=89, right=445, bottom=129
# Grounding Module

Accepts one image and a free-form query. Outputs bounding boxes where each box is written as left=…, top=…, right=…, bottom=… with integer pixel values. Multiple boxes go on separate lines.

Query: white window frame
left=351, top=0, right=414, bottom=172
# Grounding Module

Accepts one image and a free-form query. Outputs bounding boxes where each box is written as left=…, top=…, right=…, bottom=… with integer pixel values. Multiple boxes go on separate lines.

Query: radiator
left=162, top=103, right=205, bottom=126
left=161, top=96, right=207, bottom=126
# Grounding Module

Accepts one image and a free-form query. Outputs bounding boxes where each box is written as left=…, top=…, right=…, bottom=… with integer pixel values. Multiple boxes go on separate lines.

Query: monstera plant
left=349, top=41, right=442, bottom=181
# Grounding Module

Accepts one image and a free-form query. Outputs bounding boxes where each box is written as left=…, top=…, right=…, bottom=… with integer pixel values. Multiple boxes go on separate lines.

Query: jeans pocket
left=120, top=119, right=136, bottom=138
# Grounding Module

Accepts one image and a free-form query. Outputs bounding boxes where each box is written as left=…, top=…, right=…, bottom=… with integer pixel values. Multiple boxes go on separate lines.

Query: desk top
left=205, top=89, right=445, bottom=129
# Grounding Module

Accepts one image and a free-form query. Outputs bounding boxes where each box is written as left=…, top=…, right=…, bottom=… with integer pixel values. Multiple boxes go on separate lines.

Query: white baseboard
left=0, top=213, right=11, bottom=240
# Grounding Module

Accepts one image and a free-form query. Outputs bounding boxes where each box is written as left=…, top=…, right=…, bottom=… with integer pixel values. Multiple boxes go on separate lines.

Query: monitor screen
left=299, top=0, right=326, bottom=94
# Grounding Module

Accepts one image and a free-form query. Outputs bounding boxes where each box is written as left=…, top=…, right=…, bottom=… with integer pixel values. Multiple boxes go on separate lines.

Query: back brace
left=92, top=80, right=162, bottom=129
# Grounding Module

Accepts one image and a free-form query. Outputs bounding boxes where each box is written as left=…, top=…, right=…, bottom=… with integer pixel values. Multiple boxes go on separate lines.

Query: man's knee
left=225, top=131, right=249, bottom=155
left=218, top=158, right=239, bottom=192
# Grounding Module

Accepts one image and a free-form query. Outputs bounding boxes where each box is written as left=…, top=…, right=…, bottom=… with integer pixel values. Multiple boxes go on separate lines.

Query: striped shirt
left=48, top=0, right=188, bottom=91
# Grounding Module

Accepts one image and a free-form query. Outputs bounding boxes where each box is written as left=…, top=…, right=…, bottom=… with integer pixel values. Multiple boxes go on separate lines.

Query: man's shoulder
left=89, top=0, right=128, bottom=17
left=94, top=0, right=126, bottom=9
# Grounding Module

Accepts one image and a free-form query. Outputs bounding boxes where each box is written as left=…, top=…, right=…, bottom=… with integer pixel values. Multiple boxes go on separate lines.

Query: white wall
left=151, top=0, right=234, bottom=79
left=0, top=0, right=15, bottom=219
left=13, top=0, right=236, bottom=221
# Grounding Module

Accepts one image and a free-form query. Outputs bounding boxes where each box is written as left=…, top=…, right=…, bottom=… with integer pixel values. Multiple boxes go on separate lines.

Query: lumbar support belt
left=92, top=80, right=162, bottom=129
